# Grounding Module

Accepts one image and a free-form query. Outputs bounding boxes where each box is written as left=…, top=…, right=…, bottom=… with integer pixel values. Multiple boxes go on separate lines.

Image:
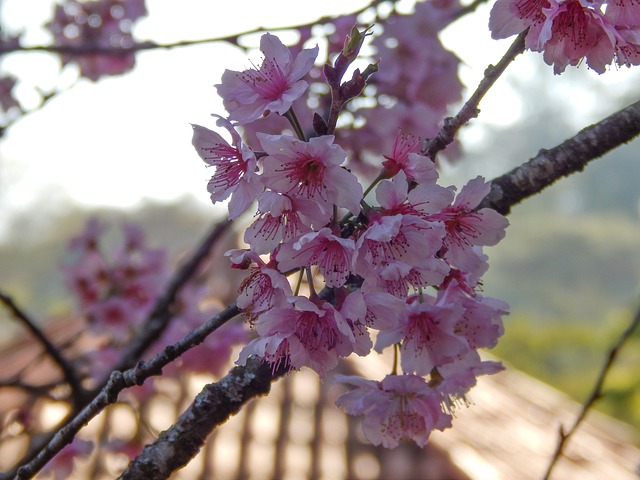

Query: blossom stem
left=305, top=267, right=318, bottom=298
left=362, top=172, right=385, bottom=200
left=421, top=30, right=527, bottom=160
left=284, top=108, right=306, bottom=141
left=294, top=269, right=305, bottom=296
left=392, top=343, right=400, bottom=375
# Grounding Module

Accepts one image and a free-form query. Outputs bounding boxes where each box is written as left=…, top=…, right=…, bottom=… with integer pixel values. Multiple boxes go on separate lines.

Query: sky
left=0, top=0, right=639, bottom=243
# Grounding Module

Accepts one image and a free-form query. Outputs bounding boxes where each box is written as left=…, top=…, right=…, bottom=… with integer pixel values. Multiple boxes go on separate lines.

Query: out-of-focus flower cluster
left=193, top=16, right=509, bottom=448
left=45, top=0, right=147, bottom=80
left=62, top=217, right=247, bottom=389
left=490, top=0, right=640, bottom=73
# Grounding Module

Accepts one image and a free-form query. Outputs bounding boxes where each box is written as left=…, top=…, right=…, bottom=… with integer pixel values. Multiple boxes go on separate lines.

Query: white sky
left=0, top=0, right=638, bottom=242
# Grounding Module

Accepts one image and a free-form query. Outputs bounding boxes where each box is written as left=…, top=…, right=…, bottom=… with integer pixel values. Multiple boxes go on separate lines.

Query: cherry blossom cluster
left=62, top=218, right=247, bottom=381
left=45, top=0, right=147, bottom=81
left=57, top=218, right=248, bottom=467
left=490, top=0, right=640, bottom=73
left=237, top=1, right=464, bottom=172
left=62, top=218, right=166, bottom=342
left=193, top=28, right=509, bottom=448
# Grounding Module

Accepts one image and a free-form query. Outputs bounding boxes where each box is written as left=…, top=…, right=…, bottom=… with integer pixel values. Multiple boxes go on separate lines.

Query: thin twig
left=0, top=292, right=85, bottom=404
left=13, top=303, right=241, bottom=480
left=0, top=1, right=387, bottom=57
left=542, top=301, right=640, bottom=479
left=6, top=219, right=231, bottom=478
left=103, top=219, right=232, bottom=383
left=421, top=30, right=527, bottom=160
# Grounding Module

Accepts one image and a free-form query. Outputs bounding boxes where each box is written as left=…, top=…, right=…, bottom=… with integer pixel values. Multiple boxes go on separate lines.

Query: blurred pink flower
left=335, top=374, right=451, bottom=448
left=45, top=0, right=147, bottom=81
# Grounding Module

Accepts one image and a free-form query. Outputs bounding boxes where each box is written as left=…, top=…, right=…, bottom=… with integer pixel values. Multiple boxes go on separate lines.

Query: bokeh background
left=1, top=0, right=639, bottom=445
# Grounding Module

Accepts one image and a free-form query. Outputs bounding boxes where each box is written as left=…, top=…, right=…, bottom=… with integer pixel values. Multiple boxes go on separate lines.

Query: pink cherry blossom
left=243, top=191, right=324, bottom=254
left=276, top=227, right=355, bottom=288
left=606, top=0, right=640, bottom=26
left=373, top=259, right=449, bottom=297
left=428, top=176, right=508, bottom=271
left=375, top=170, right=455, bottom=218
left=259, top=133, right=363, bottom=215
left=438, top=280, right=508, bottom=350
left=381, top=131, right=440, bottom=184
left=88, top=295, right=135, bottom=341
left=225, top=249, right=293, bottom=318
left=216, top=33, right=318, bottom=125
left=434, top=350, right=505, bottom=407
left=540, top=0, right=615, bottom=74
left=489, top=0, right=631, bottom=73
left=489, top=0, right=550, bottom=44
left=334, top=290, right=373, bottom=356
left=335, top=374, right=451, bottom=448
left=352, top=213, right=445, bottom=280
left=63, top=219, right=168, bottom=343
left=338, top=290, right=405, bottom=331
left=376, top=298, right=468, bottom=376
left=614, top=28, right=640, bottom=66
left=238, top=296, right=354, bottom=377
left=192, top=117, right=263, bottom=220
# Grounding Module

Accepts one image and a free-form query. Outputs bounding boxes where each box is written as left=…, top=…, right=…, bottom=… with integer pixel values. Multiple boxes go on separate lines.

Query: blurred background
left=0, top=0, right=639, bottom=453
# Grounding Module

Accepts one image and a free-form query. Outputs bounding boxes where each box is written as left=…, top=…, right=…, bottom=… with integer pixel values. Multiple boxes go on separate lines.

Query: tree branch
left=0, top=292, right=85, bottom=404
left=421, top=31, right=527, bottom=160
left=0, top=1, right=387, bottom=57
left=13, top=303, right=241, bottom=480
left=7, top=219, right=231, bottom=479
left=542, top=300, right=640, bottom=479
left=479, top=99, right=640, bottom=214
left=119, top=357, right=286, bottom=479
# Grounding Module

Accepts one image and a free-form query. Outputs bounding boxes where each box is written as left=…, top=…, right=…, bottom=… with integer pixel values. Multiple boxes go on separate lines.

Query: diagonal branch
left=479, top=99, right=640, bottom=214
left=119, top=357, right=286, bottom=479
left=6, top=219, right=231, bottom=479
left=0, top=292, right=85, bottom=404
left=421, top=31, right=527, bottom=160
left=542, top=300, right=640, bottom=479
left=13, top=303, right=241, bottom=480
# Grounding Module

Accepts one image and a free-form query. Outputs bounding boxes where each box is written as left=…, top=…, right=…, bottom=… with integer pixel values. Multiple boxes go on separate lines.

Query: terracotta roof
left=1, top=327, right=639, bottom=479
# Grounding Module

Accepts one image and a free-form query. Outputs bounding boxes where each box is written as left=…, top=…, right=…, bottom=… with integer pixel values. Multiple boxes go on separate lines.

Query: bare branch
left=0, top=1, right=387, bottom=57
left=421, top=31, right=527, bottom=160
left=119, top=357, right=286, bottom=479
left=0, top=292, right=85, bottom=404
left=103, top=219, right=232, bottom=383
left=8, top=219, right=231, bottom=478
left=479, top=99, right=640, bottom=214
left=542, top=301, right=640, bottom=479
left=13, top=303, right=241, bottom=480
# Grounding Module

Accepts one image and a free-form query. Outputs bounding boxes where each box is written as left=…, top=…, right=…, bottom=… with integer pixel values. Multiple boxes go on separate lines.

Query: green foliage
left=492, top=311, right=640, bottom=433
